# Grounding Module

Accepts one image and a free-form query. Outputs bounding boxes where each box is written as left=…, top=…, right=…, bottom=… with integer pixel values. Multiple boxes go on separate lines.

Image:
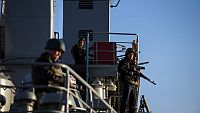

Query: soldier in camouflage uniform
left=32, top=39, right=66, bottom=86
left=118, top=48, right=138, bottom=113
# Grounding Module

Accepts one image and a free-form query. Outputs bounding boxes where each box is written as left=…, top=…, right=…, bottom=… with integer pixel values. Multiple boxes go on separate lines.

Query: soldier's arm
left=118, top=61, right=129, bottom=75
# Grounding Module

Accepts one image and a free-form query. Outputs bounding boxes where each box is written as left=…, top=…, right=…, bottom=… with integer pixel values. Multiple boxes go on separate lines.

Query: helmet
left=44, top=39, right=65, bottom=53
left=125, top=48, right=134, bottom=55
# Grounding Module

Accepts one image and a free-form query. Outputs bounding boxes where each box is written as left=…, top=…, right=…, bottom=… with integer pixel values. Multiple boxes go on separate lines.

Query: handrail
left=18, top=85, right=97, bottom=113
left=85, top=32, right=139, bottom=103
left=85, top=32, right=139, bottom=79
left=0, top=62, right=117, bottom=113
left=56, top=63, right=117, bottom=113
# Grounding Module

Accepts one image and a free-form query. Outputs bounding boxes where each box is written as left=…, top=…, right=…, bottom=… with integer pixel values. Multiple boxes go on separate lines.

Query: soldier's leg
left=129, top=87, right=137, bottom=113
left=120, top=83, right=130, bottom=113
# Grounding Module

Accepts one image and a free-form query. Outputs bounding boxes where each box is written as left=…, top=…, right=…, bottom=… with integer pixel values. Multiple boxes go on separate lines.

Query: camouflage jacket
left=118, top=57, right=139, bottom=85
left=32, top=52, right=64, bottom=86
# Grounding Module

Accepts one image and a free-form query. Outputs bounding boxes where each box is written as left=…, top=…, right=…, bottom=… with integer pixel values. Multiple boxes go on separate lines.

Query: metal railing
left=85, top=32, right=139, bottom=96
left=0, top=0, right=5, bottom=19
left=56, top=63, right=117, bottom=113
left=0, top=62, right=117, bottom=113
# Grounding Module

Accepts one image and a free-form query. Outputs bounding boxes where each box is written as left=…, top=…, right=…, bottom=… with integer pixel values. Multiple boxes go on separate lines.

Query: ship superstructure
left=0, top=0, right=155, bottom=113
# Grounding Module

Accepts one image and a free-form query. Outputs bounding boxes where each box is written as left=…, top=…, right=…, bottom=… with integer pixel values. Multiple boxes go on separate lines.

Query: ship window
left=79, top=0, right=93, bottom=9
left=78, top=30, right=93, bottom=41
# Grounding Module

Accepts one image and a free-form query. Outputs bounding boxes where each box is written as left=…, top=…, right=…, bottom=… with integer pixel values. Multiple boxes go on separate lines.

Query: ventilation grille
left=79, top=0, right=93, bottom=9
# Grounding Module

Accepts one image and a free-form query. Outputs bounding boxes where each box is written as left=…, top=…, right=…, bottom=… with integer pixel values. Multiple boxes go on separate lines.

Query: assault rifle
left=138, top=72, right=156, bottom=85
left=130, top=62, right=156, bottom=85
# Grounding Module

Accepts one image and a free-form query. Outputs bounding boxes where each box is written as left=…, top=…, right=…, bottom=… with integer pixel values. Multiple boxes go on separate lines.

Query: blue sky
left=53, top=0, right=200, bottom=113
left=110, top=0, right=200, bottom=113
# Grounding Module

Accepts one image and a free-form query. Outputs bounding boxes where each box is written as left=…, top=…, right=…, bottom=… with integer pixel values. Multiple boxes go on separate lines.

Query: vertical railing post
left=89, top=89, right=93, bottom=113
left=132, top=34, right=140, bottom=113
left=85, top=32, right=90, bottom=104
left=65, top=68, right=70, bottom=113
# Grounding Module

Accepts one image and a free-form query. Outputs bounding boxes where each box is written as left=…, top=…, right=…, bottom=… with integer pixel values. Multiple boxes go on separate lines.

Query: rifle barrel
left=139, top=72, right=156, bottom=85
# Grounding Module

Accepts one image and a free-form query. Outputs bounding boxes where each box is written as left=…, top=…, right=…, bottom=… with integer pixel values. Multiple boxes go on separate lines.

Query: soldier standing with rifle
left=118, top=39, right=156, bottom=113
left=118, top=48, right=139, bottom=113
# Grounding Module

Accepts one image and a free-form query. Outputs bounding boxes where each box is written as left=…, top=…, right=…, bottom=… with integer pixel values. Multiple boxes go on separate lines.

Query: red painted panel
left=94, top=42, right=116, bottom=65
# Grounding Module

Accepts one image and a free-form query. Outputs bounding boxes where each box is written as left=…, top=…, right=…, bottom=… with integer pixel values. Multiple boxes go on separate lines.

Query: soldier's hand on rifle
left=128, top=72, right=134, bottom=76
left=128, top=71, right=137, bottom=76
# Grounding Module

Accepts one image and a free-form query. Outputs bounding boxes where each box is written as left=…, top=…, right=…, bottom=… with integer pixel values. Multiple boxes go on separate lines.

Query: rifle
left=138, top=71, right=156, bottom=85
left=130, top=64, right=156, bottom=85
